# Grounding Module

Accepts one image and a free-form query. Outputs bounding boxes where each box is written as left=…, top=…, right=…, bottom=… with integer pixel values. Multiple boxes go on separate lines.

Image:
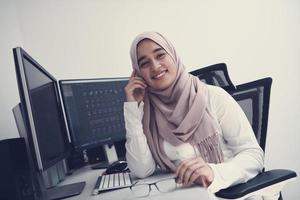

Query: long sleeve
left=123, top=86, right=264, bottom=195
left=124, top=101, right=156, bottom=178
left=206, top=86, right=264, bottom=193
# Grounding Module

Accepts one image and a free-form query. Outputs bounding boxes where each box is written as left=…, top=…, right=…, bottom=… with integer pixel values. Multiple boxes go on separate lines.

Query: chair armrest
left=215, top=169, right=297, bottom=199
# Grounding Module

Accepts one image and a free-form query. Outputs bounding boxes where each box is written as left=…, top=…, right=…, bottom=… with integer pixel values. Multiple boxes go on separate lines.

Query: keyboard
left=92, top=172, right=132, bottom=195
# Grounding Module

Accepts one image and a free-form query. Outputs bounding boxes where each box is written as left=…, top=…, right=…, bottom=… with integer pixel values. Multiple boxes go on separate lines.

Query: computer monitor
left=59, top=78, right=128, bottom=165
left=13, top=47, right=85, bottom=199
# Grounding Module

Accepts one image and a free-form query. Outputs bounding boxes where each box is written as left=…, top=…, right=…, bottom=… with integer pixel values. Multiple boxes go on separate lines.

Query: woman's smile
left=152, top=69, right=167, bottom=80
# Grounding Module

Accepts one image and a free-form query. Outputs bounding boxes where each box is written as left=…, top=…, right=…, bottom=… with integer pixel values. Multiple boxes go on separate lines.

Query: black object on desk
left=0, top=138, right=35, bottom=200
left=105, top=160, right=129, bottom=174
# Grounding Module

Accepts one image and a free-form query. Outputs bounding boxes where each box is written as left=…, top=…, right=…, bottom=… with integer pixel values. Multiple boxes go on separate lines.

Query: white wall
left=1, top=0, right=299, bottom=198
left=0, top=0, right=23, bottom=139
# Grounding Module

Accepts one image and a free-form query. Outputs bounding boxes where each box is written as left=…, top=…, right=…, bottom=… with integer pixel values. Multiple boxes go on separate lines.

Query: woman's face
left=136, top=39, right=177, bottom=91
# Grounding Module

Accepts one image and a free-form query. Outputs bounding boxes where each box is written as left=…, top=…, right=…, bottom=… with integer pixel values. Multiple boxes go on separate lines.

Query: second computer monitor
left=59, top=78, right=128, bottom=151
left=13, top=47, right=70, bottom=171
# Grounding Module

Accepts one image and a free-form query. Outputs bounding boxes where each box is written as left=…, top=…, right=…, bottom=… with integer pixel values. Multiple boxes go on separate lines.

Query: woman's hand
left=175, top=156, right=214, bottom=188
left=124, top=70, right=147, bottom=103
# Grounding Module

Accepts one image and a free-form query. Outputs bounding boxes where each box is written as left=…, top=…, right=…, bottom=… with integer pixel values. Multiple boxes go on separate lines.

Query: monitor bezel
left=13, top=47, right=71, bottom=171
left=59, top=77, right=129, bottom=151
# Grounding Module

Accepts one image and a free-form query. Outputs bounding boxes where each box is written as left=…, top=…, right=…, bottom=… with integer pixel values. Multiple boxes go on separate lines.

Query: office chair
left=190, top=63, right=236, bottom=93
left=190, top=65, right=297, bottom=200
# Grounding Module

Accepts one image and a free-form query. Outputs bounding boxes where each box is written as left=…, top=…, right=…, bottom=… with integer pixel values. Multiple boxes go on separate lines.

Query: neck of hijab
left=130, top=32, right=224, bottom=171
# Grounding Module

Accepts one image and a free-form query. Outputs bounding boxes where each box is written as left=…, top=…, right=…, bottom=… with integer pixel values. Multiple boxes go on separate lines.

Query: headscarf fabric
left=130, top=32, right=224, bottom=171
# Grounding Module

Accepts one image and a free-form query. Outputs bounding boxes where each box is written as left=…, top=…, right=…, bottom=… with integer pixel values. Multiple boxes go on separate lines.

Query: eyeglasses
left=130, top=177, right=178, bottom=197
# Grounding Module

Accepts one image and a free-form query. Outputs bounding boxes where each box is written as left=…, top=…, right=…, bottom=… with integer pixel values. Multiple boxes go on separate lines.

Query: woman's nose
left=151, top=60, right=161, bottom=70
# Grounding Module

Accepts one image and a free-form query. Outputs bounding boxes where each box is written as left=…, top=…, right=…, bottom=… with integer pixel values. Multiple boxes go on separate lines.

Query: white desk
left=59, top=166, right=213, bottom=200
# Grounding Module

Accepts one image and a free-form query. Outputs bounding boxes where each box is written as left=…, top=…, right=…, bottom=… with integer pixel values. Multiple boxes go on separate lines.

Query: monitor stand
left=13, top=103, right=86, bottom=200
left=46, top=182, right=86, bottom=200
left=90, top=144, right=118, bottom=170
left=44, top=161, right=86, bottom=199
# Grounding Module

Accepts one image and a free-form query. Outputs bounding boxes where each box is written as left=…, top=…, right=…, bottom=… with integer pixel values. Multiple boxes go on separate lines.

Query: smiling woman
left=1, top=1, right=299, bottom=198
left=136, top=39, right=177, bottom=91
left=123, top=32, right=264, bottom=199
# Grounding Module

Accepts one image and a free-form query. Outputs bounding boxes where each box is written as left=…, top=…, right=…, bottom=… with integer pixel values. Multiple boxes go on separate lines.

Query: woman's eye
left=140, top=61, right=149, bottom=68
left=157, top=53, right=166, bottom=59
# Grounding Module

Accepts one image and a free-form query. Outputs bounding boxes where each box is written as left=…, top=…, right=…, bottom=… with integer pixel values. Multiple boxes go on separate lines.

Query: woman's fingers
left=127, top=75, right=147, bottom=90
left=176, top=159, right=197, bottom=184
left=182, top=162, right=205, bottom=185
left=187, top=166, right=207, bottom=187
left=189, top=164, right=214, bottom=188
left=176, top=157, right=205, bottom=179
left=126, top=80, right=147, bottom=94
left=125, top=74, right=147, bottom=102
left=129, top=78, right=147, bottom=87
left=176, top=157, right=211, bottom=187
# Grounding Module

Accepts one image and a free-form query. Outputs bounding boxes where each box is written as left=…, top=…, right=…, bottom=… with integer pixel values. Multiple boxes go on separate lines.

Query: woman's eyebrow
left=153, top=47, right=164, bottom=53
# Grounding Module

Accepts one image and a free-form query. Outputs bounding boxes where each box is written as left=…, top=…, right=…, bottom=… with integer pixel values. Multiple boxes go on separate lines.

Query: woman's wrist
left=126, top=94, right=136, bottom=102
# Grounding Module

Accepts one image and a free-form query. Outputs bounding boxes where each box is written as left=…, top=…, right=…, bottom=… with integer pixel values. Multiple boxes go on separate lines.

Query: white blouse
left=124, top=85, right=264, bottom=196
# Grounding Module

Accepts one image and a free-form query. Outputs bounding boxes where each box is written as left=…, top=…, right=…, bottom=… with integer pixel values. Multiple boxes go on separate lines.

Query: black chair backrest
left=190, top=63, right=236, bottom=92
left=231, top=78, right=272, bottom=151
left=190, top=64, right=272, bottom=151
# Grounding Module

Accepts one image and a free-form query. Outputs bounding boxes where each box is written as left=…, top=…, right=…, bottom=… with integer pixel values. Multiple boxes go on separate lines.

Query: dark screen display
left=22, top=56, right=69, bottom=170
left=60, top=79, right=128, bottom=150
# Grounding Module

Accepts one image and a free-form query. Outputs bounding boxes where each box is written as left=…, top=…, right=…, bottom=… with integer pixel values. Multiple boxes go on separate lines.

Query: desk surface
left=59, top=166, right=213, bottom=200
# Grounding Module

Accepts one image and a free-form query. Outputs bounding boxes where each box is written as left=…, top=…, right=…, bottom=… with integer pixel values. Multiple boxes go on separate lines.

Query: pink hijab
left=130, top=32, right=224, bottom=171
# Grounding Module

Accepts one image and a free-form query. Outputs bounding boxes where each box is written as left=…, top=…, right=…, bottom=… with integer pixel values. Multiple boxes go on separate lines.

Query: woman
left=124, top=32, right=264, bottom=195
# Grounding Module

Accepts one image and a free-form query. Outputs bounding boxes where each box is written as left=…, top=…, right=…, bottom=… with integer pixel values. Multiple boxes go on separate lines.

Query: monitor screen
left=59, top=78, right=128, bottom=150
left=13, top=47, right=70, bottom=171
